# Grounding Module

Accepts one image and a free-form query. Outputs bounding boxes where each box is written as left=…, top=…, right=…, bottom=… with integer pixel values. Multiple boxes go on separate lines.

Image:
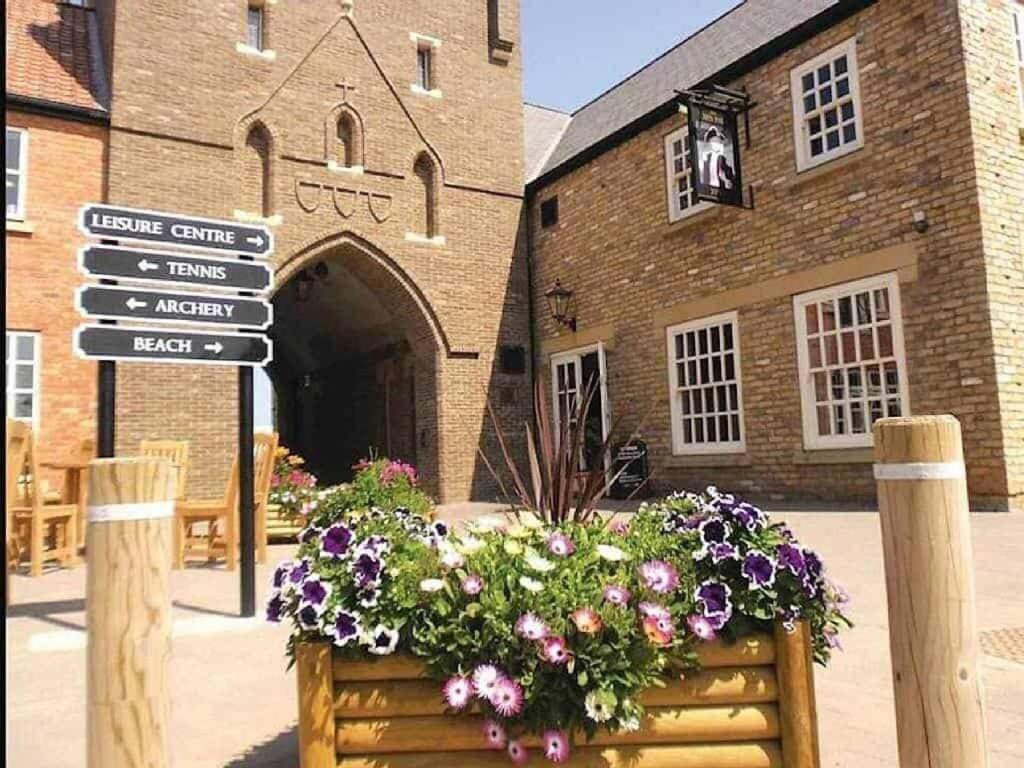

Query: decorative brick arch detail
left=324, top=103, right=366, bottom=167
left=412, top=150, right=441, bottom=238
left=234, top=117, right=278, bottom=217
left=273, top=229, right=450, bottom=358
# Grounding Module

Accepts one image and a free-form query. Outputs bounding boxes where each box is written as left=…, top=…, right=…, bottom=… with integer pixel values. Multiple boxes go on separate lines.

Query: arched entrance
left=266, top=234, right=442, bottom=495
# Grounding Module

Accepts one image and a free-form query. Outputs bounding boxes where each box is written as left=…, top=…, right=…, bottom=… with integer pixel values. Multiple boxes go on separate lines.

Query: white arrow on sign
left=203, top=342, right=224, bottom=354
left=246, top=235, right=264, bottom=248
left=138, top=259, right=159, bottom=272
left=125, top=297, right=148, bottom=310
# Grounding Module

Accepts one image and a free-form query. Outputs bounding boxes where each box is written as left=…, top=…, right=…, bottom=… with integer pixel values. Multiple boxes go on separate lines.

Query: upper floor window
left=6, top=331, right=40, bottom=426
left=663, top=127, right=709, bottom=222
left=417, top=46, right=432, bottom=91
left=540, top=197, right=559, bottom=228
left=793, top=273, right=908, bottom=450
left=6, top=127, right=28, bottom=220
left=410, top=33, right=442, bottom=98
left=247, top=3, right=265, bottom=51
left=790, top=37, right=864, bottom=172
left=667, top=312, right=745, bottom=455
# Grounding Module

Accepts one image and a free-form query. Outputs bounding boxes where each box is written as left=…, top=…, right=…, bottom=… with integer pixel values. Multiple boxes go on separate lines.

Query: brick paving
left=4, top=507, right=1023, bottom=767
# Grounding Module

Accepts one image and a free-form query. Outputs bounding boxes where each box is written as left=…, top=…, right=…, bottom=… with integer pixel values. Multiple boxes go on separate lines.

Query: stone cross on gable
left=335, top=81, right=357, bottom=103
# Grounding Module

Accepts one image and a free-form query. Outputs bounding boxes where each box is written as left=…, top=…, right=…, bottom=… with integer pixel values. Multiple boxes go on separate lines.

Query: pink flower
left=472, top=664, right=503, bottom=700
left=442, top=675, right=472, bottom=710
left=610, top=518, right=630, bottom=536
left=507, top=739, right=529, bottom=766
left=546, top=531, right=576, bottom=557
left=483, top=719, right=507, bottom=750
left=515, top=612, right=549, bottom=641
left=540, top=636, right=571, bottom=665
left=638, top=602, right=672, bottom=621
left=640, top=560, right=680, bottom=594
left=461, top=574, right=484, bottom=596
left=543, top=729, right=570, bottom=763
left=489, top=677, right=524, bottom=717
left=570, top=607, right=603, bottom=635
left=270, top=475, right=281, bottom=488
left=643, top=615, right=675, bottom=647
left=289, top=470, right=304, bottom=485
left=602, top=584, right=631, bottom=606
left=686, top=615, right=717, bottom=642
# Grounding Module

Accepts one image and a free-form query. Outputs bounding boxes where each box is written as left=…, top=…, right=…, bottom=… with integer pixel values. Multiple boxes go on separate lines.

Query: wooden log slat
left=335, top=741, right=783, bottom=768
left=334, top=668, right=778, bottom=718
left=336, top=704, right=780, bottom=753
left=332, top=635, right=776, bottom=682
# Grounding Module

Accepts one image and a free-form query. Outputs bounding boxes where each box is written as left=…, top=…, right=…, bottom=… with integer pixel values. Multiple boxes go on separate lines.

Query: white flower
left=440, top=546, right=465, bottom=570
left=619, top=715, right=641, bottom=732
left=420, top=579, right=446, bottom=593
left=597, top=544, right=627, bottom=562
left=584, top=690, right=617, bottom=723
left=507, top=523, right=533, bottom=539
left=471, top=516, right=505, bottom=533
left=518, top=511, right=544, bottom=529
left=364, top=625, right=400, bottom=655
left=524, top=549, right=555, bottom=573
left=456, top=534, right=485, bottom=554
left=504, top=540, right=524, bottom=556
left=519, top=576, right=545, bottom=593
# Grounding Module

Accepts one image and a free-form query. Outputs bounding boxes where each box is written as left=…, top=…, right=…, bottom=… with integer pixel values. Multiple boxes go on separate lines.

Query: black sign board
left=75, top=325, right=273, bottom=367
left=79, top=245, right=274, bottom=293
left=79, top=204, right=273, bottom=257
left=76, top=285, right=273, bottom=329
left=687, top=102, right=744, bottom=208
left=610, top=439, right=650, bottom=500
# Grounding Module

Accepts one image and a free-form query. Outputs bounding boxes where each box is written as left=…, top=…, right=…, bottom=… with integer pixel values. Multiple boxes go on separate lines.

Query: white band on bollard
left=88, top=501, right=175, bottom=522
left=873, top=462, right=966, bottom=481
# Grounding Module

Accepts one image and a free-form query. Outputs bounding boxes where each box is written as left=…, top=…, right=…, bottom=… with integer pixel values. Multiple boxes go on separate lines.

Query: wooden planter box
left=296, top=621, right=820, bottom=768
left=266, top=504, right=303, bottom=542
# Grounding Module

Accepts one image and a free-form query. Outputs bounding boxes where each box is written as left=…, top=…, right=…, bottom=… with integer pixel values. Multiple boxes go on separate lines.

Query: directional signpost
left=74, top=203, right=275, bottom=617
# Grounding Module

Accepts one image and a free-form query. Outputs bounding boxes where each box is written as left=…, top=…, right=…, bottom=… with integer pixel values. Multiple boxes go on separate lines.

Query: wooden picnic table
left=40, top=459, right=90, bottom=549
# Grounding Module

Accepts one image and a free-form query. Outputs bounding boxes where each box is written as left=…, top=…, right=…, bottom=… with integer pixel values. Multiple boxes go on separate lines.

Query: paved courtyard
left=5, top=507, right=1023, bottom=767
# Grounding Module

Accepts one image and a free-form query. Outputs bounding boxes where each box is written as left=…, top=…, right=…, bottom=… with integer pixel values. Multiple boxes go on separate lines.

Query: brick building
left=81, top=0, right=529, bottom=500
left=5, top=0, right=108, bottom=477
left=525, top=0, right=1024, bottom=510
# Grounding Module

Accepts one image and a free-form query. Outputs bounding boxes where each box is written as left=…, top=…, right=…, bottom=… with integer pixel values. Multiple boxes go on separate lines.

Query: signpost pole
left=238, top=365, right=256, bottom=618
left=97, top=360, right=116, bottom=458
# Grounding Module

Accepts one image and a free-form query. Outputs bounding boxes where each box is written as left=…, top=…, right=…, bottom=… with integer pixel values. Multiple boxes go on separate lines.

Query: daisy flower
left=515, top=612, right=550, bottom=641
left=482, top=719, right=507, bottom=750
left=489, top=677, right=524, bottom=717
left=540, top=636, right=571, bottom=665
left=570, top=607, right=603, bottom=635
left=440, top=547, right=465, bottom=570
left=638, top=602, right=671, bottom=621
left=472, top=664, right=503, bottom=700
left=461, top=574, right=484, bottom=596
left=543, top=729, right=570, bottom=763
left=686, top=614, right=717, bottom=642
left=525, top=550, right=556, bottom=573
left=584, top=689, right=617, bottom=723
left=642, top=615, right=675, bottom=647
left=596, top=544, right=627, bottom=562
left=420, top=578, right=446, bottom=593
left=546, top=532, right=575, bottom=557
left=442, top=675, right=472, bottom=711
left=519, top=576, right=545, bottom=593
left=640, top=560, right=680, bottom=594
left=602, top=584, right=631, bottom=606
left=507, top=739, right=529, bottom=766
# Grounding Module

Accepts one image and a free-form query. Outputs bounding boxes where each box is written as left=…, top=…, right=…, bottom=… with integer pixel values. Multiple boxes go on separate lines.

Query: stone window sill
left=326, top=161, right=364, bottom=176
left=233, top=210, right=283, bottom=227
left=410, top=84, right=442, bottom=99
left=791, top=447, right=874, bottom=465
left=6, top=219, right=35, bottom=234
left=783, top=147, right=867, bottom=190
left=235, top=43, right=276, bottom=61
left=665, top=452, right=752, bottom=469
left=663, top=203, right=722, bottom=238
left=405, top=232, right=445, bottom=247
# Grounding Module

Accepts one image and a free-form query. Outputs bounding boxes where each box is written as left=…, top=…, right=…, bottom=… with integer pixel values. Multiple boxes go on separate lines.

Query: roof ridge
left=523, top=101, right=571, bottom=115
left=568, top=1, right=747, bottom=117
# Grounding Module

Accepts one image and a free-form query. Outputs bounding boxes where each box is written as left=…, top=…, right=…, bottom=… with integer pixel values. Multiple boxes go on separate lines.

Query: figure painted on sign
left=699, top=127, right=736, bottom=192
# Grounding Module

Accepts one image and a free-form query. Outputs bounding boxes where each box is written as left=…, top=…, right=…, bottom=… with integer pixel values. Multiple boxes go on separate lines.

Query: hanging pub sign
left=677, top=86, right=756, bottom=210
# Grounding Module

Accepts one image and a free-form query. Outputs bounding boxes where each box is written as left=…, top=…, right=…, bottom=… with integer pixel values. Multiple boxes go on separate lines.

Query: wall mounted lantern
left=545, top=279, right=577, bottom=332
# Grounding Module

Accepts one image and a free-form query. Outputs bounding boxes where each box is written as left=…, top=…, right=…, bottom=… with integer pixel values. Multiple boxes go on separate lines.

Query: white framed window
left=5, top=331, right=40, bottom=427
left=793, top=273, right=909, bottom=450
left=247, top=4, right=264, bottom=51
left=417, top=46, right=432, bottom=91
left=790, top=37, right=864, bottom=172
left=410, top=33, right=442, bottom=98
left=1013, top=3, right=1024, bottom=112
left=6, top=127, right=28, bottom=220
left=663, top=127, right=710, bottom=222
left=667, top=312, right=745, bottom=455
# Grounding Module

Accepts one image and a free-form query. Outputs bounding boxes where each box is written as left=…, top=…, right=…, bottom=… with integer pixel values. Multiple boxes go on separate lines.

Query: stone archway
left=267, top=233, right=444, bottom=497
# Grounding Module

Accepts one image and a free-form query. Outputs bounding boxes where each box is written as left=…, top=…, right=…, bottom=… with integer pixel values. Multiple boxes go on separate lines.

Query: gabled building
left=524, top=0, right=1024, bottom=510
left=5, top=0, right=109, bottom=471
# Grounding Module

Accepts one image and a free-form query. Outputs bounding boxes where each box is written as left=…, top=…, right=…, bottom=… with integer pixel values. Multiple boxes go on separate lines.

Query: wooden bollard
left=873, top=416, right=988, bottom=768
left=87, top=458, right=176, bottom=768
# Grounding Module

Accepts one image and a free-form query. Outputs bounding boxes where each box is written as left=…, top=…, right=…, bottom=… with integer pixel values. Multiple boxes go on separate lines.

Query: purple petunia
left=640, top=560, right=680, bottom=594
left=732, top=502, right=766, bottom=532
left=300, top=574, right=332, bottom=612
left=694, top=580, right=733, bottom=630
left=319, top=523, right=354, bottom=560
left=698, top=517, right=731, bottom=548
left=742, top=551, right=777, bottom=590
left=284, top=558, right=311, bottom=593
left=327, top=609, right=361, bottom=647
left=296, top=603, right=321, bottom=630
left=776, top=543, right=806, bottom=577
left=265, top=593, right=284, bottom=623
left=350, top=551, right=383, bottom=589
left=271, top=561, right=292, bottom=590
left=298, top=525, right=322, bottom=545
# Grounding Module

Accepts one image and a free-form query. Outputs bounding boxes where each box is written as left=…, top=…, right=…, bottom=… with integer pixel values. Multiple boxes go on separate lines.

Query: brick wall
left=105, top=0, right=529, bottom=501
left=528, top=0, right=1017, bottom=509
left=5, top=111, right=107, bottom=480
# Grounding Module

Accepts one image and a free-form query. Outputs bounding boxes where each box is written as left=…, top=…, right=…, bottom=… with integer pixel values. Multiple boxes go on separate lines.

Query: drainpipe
left=523, top=191, right=539, bottom=435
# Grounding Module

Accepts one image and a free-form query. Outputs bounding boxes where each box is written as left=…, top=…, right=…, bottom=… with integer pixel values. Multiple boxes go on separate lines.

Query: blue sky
left=522, top=0, right=740, bottom=113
